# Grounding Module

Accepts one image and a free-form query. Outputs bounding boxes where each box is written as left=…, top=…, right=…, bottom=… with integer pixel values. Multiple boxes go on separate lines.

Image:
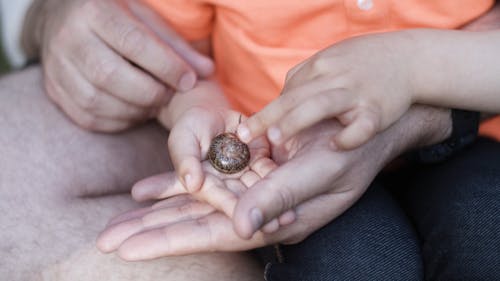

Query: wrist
left=404, top=29, right=451, bottom=104
left=408, top=109, right=479, bottom=163
left=158, top=80, right=230, bottom=130
left=380, top=105, right=452, bottom=162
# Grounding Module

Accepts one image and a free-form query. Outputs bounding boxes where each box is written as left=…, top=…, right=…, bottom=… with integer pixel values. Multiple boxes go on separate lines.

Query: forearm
left=377, top=105, right=452, bottom=164
left=409, top=29, right=500, bottom=112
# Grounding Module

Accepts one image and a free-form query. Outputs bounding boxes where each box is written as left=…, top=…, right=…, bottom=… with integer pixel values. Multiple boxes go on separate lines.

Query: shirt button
left=357, top=0, right=373, bottom=10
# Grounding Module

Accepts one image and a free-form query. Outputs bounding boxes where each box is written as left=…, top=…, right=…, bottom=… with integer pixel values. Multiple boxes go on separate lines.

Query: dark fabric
left=393, top=138, right=500, bottom=281
left=262, top=182, right=423, bottom=281
left=260, top=138, right=500, bottom=281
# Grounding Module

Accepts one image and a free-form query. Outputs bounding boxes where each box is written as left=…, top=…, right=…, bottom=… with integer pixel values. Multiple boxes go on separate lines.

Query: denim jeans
left=259, top=138, right=500, bottom=281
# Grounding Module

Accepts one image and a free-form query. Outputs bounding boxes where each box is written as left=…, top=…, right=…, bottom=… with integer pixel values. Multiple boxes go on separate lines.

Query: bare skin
left=0, top=67, right=262, bottom=280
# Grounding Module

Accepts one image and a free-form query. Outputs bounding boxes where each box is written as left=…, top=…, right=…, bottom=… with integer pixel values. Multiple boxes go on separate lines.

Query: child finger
left=168, top=126, right=204, bottom=193
left=261, top=219, right=280, bottom=233
left=333, top=113, right=379, bottom=150
left=194, top=175, right=240, bottom=218
left=268, top=90, right=354, bottom=145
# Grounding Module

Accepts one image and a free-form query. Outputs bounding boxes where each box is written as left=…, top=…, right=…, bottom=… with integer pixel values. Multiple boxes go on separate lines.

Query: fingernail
left=237, top=125, right=251, bottom=143
left=249, top=208, right=263, bottom=234
left=177, top=72, right=196, bottom=92
left=268, top=127, right=282, bottom=144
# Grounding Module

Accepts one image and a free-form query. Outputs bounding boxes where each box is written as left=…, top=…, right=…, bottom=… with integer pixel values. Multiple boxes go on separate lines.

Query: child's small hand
left=238, top=32, right=416, bottom=150
left=98, top=106, right=296, bottom=248
left=151, top=82, right=295, bottom=230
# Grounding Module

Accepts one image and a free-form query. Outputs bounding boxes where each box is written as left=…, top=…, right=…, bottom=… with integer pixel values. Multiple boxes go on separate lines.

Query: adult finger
left=86, top=1, right=196, bottom=91
left=97, top=200, right=215, bottom=253
left=70, top=34, right=172, bottom=108
left=44, top=75, right=132, bottom=132
left=116, top=212, right=265, bottom=260
left=131, top=172, right=187, bottom=201
left=127, top=0, right=214, bottom=77
left=55, top=55, right=158, bottom=121
left=233, top=151, right=337, bottom=239
left=268, top=90, right=354, bottom=145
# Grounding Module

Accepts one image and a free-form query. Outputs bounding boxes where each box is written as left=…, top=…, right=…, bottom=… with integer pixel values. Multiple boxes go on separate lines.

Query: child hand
left=238, top=32, right=416, bottom=150
left=146, top=86, right=295, bottom=231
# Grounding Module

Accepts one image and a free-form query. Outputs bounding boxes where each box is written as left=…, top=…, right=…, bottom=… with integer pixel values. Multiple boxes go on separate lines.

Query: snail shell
left=208, top=132, right=250, bottom=174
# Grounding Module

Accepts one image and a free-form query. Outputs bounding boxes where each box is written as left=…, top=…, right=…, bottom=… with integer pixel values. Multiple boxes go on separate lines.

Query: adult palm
left=97, top=119, right=395, bottom=260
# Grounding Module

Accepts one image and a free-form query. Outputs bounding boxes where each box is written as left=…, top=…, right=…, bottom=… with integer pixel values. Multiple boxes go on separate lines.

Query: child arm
left=238, top=29, right=500, bottom=150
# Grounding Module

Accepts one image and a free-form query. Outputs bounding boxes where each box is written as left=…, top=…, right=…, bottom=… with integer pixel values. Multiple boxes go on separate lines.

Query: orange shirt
left=143, top=0, right=493, bottom=116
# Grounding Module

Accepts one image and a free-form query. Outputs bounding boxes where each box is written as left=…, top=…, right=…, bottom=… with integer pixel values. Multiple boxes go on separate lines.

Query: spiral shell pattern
left=208, top=133, right=250, bottom=174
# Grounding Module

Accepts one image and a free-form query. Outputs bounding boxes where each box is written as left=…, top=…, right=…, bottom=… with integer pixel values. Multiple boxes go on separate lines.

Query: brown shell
left=208, top=133, right=250, bottom=174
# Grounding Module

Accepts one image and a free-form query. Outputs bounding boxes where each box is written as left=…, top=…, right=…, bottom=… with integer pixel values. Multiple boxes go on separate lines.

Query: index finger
left=87, top=1, right=196, bottom=91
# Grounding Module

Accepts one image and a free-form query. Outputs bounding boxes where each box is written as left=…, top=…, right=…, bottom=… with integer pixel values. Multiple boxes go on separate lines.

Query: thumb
left=233, top=152, right=333, bottom=239
left=168, top=126, right=205, bottom=193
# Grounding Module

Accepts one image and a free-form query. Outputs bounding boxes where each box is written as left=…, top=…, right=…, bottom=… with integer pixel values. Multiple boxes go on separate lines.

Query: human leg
left=260, top=181, right=423, bottom=281
left=0, top=67, right=262, bottom=280
left=395, top=138, right=500, bottom=280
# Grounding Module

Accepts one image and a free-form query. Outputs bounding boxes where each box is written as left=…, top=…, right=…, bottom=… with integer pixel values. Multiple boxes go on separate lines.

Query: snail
left=208, top=132, right=250, bottom=174
left=208, top=115, right=250, bottom=174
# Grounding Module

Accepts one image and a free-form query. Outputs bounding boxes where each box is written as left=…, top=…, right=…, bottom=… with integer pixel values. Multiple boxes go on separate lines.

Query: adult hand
left=97, top=105, right=450, bottom=259
left=28, top=0, right=214, bottom=132
left=96, top=118, right=392, bottom=259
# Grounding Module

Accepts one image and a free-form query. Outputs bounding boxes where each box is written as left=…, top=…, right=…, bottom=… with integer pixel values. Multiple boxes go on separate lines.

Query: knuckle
left=267, top=182, right=295, bottom=214
left=158, top=60, right=185, bottom=85
left=250, top=110, right=274, bottom=131
left=310, top=56, right=328, bottom=73
left=195, top=217, right=217, bottom=252
left=279, top=93, right=299, bottom=110
left=119, top=25, right=147, bottom=58
left=360, top=112, right=379, bottom=136
left=142, top=84, right=167, bottom=106
left=177, top=203, right=193, bottom=217
left=91, top=59, right=118, bottom=86
left=284, top=69, right=296, bottom=83
left=79, top=90, right=100, bottom=111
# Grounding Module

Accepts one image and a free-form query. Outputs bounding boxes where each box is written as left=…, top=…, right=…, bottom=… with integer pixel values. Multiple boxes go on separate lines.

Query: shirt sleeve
left=141, top=0, right=215, bottom=41
left=0, top=0, right=34, bottom=68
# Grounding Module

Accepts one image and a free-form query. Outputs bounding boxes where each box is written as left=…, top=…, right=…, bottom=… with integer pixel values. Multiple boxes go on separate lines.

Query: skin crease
left=23, top=0, right=214, bottom=132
